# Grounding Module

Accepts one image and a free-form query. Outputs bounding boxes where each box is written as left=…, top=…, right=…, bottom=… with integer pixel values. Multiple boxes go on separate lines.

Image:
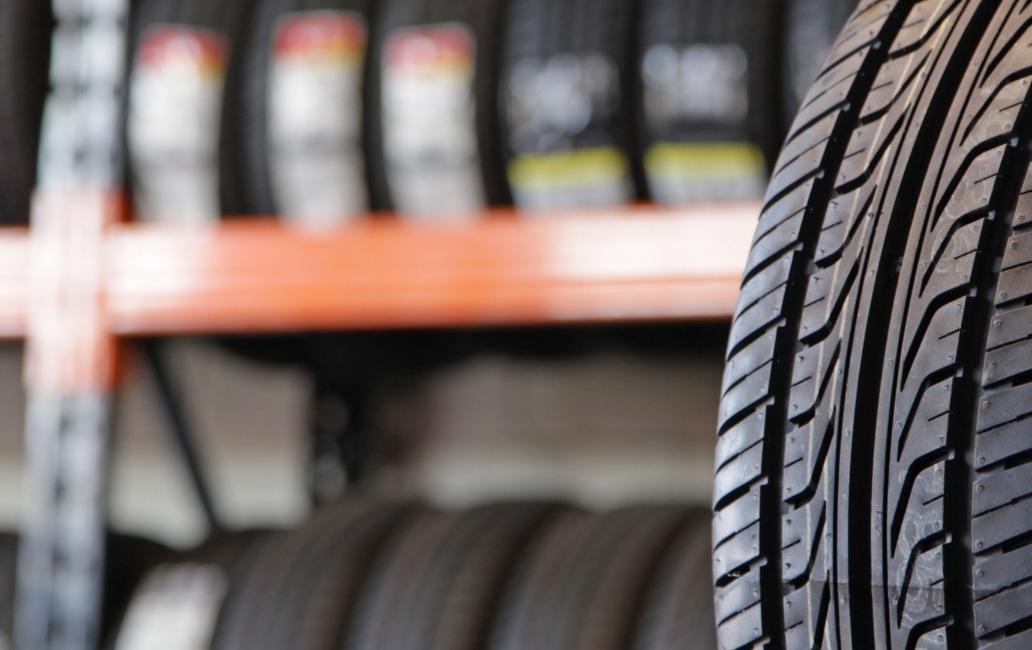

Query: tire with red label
left=0, top=0, right=52, bottom=224
left=235, top=0, right=373, bottom=225
left=635, top=0, right=781, bottom=205
left=499, top=0, right=643, bottom=211
left=487, top=507, right=698, bottom=650
left=366, top=0, right=509, bottom=217
left=126, top=0, right=252, bottom=223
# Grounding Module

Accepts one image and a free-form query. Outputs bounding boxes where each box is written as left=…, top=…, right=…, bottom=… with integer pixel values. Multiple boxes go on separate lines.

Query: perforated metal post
left=17, top=1, right=130, bottom=648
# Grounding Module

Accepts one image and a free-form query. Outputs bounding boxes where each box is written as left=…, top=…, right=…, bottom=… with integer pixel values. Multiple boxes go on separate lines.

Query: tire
left=0, top=0, right=52, bottom=224
left=126, top=0, right=252, bottom=222
left=635, top=0, right=781, bottom=205
left=488, top=507, right=691, bottom=650
left=358, top=503, right=562, bottom=650
left=714, top=1, right=1032, bottom=648
left=210, top=501, right=413, bottom=650
left=781, top=0, right=857, bottom=127
left=365, top=0, right=509, bottom=216
left=499, top=0, right=642, bottom=210
left=234, top=0, right=374, bottom=226
left=632, top=509, right=716, bottom=650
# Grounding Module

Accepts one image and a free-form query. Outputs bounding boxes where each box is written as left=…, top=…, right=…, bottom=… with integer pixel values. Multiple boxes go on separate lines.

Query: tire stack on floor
left=111, top=501, right=715, bottom=650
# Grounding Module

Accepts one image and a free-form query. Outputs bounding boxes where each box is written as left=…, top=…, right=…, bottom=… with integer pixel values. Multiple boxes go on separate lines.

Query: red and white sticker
left=128, top=27, right=227, bottom=223
left=270, top=11, right=369, bottom=226
left=382, top=24, right=484, bottom=219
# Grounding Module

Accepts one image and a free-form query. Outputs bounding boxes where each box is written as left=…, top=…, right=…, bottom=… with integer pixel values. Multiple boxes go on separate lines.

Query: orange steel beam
left=0, top=202, right=758, bottom=339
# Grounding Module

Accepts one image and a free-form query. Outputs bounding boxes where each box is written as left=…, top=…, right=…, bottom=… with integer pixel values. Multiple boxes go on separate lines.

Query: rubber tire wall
left=365, top=0, right=509, bottom=211
left=126, top=0, right=253, bottom=216
left=0, top=0, right=52, bottom=225
left=500, top=0, right=644, bottom=204
left=233, top=0, right=374, bottom=216
left=636, top=0, right=783, bottom=184
left=780, top=0, right=858, bottom=126
left=714, top=1, right=1032, bottom=648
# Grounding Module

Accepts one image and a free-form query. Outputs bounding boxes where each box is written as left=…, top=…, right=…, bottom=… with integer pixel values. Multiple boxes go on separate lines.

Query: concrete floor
left=0, top=334, right=724, bottom=547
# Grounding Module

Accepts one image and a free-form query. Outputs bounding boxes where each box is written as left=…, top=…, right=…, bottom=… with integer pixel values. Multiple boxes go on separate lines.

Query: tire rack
left=15, top=2, right=758, bottom=648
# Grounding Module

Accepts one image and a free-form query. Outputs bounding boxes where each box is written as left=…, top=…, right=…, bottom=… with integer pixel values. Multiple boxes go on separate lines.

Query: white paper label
left=128, top=27, right=226, bottom=223
left=382, top=24, right=484, bottom=219
left=114, top=564, right=228, bottom=650
left=270, top=11, right=368, bottom=227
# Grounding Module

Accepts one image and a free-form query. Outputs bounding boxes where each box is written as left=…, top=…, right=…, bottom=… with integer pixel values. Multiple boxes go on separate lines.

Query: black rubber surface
left=0, top=0, right=52, bottom=224
left=499, top=0, right=642, bottom=208
left=636, top=0, right=781, bottom=202
left=632, top=509, right=715, bottom=650
left=365, top=0, right=509, bottom=212
left=781, top=0, right=857, bottom=126
left=713, top=1, right=1032, bottom=648
left=0, top=534, right=15, bottom=646
left=211, top=501, right=413, bottom=650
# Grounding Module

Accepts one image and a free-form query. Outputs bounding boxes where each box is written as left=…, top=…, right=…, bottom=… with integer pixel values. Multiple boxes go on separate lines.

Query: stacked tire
left=714, top=0, right=1032, bottom=649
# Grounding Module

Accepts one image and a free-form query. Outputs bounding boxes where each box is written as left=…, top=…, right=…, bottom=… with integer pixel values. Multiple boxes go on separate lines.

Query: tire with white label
left=235, top=0, right=373, bottom=226
left=781, top=0, right=857, bottom=126
left=126, top=0, right=252, bottom=223
left=366, top=0, right=509, bottom=217
left=499, top=0, right=642, bottom=211
left=0, top=0, right=51, bottom=224
left=210, top=501, right=414, bottom=650
left=714, top=1, right=1032, bottom=648
left=636, top=0, right=780, bottom=205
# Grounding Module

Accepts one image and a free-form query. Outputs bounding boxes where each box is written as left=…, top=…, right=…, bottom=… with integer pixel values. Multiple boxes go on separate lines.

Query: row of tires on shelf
left=0, top=0, right=857, bottom=226
left=0, top=502, right=712, bottom=649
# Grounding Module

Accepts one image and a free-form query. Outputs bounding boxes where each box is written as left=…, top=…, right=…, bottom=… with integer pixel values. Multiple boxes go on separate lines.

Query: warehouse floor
left=0, top=339, right=722, bottom=547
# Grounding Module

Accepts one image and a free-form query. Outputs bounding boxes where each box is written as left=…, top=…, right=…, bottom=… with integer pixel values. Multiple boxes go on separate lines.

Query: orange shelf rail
left=0, top=202, right=758, bottom=339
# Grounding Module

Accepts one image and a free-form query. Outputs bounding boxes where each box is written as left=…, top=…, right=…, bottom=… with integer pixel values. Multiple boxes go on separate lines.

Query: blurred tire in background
left=780, top=0, right=857, bottom=126
left=636, top=0, right=780, bottom=205
left=366, top=0, right=509, bottom=217
left=500, top=0, right=641, bottom=211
